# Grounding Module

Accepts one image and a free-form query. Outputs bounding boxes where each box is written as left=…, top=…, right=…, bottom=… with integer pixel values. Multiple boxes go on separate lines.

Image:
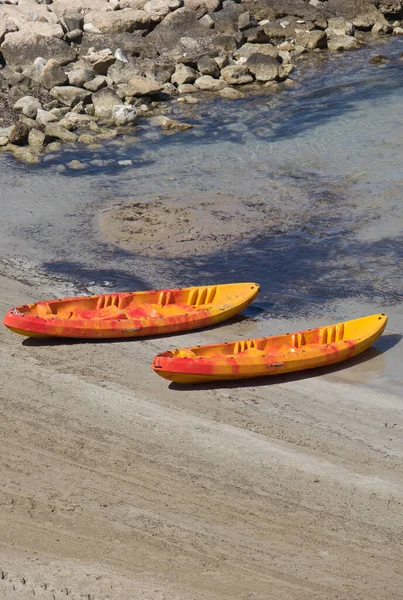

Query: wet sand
left=1, top=272, right=402, bottom=600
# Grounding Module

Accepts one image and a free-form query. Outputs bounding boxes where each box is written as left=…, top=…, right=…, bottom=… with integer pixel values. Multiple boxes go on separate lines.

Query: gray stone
left=84, top=76, right=108, bottom=92
left=19, top=116, right=38, bottom=130
left=160, top=116, right=193, bottom=130
left=234, top=43, right=279, bottom=60
left=177, top=83, right=198, bottom=93
left=38, top=59, right=68, bottom=90
left=120, top=76, right=163, bottom=96
left=66, top=29, right=84, bottom=43
left=28, top=128, right=46, bottom=146
left=194, top=75, right=226, bottom=91
left=171, top=64, right=199, bottom=85
left=36, top=108, right=58, bottom=125
left=245, top=53, right=282, bottom=82
left=238, top=11, right=256, bottom=31
left=372, top=17, right=393, bottom=34
left=0, top=137, right=9, bottom=147
left=112, top=104, right=137, bottom=126
left=83, top=10, right=150, bottom=33
left=144, top=0, right=171, bottom=22
left=2, top=32, right=77, bottom=66
left=63, top=13, right=84, bottom=32
left=327, top=35, right=361, bottom=51
left=92, top=87, right=122, bottom=119
left=198, top=14, right=214, bottom=28
left=244, top=27, right=271, bottom=43
left=220, top=65, right=253, bottom=85
left=197, top=55, right=220, bottom=77
left=9, top=123, right=29, bottom=145
left=50, top=86, right=92, bottom=106
left=213, top=34, right=238, bottom=54
left=68, top=69, right=95, bottom=88
left=45, top=124, right=79, bottom=142
left=13, top=96, right=42, bottom=119
left=326, top=17, right=354, bottom=36
left=295, top=30, right=327, bottom=50
left=219, top=87, right=243, bottom=99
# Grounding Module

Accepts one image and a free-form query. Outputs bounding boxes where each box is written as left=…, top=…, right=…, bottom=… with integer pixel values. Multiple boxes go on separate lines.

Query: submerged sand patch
left=99, top=191, right=292, bottom=258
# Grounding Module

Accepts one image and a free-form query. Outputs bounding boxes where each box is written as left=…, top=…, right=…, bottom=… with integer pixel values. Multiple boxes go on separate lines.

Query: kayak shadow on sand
left=167, top=333, right=402, bottom=391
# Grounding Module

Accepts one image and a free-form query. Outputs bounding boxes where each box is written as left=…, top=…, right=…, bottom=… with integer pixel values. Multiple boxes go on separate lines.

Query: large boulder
left=68, top=68, right=96, bottom=88
left=211, top=4, right=244, bottom=35
left=38, top=59, right=69, bottom=90
left=50, top=86, right=92, bottom=106
left=234, top=43, right=279, bottom=60
left=240, top=0, right=321, bottom=21
left=143, top=0, right=171, bottom=23
left=19, top=22, right=65, bottom=39
left=220, top=65, right=253, bottom=85
left=147, top=8, right=215, bottom=56
left=13, top=96, right=42, bottom=119
left=2, top=32, right=77, bottom=66
left=295, top=30, right=327, bottom=50
left=327, top=34, right=362, bottom=51
left=171, top=63, right=199, bottom=85
left=92, top=87, right=122, bottom=118
left=245, top=53, right=283, bottom=82
left=83, top=10, right=150, bottom=33
left=118, top=76, right=163, bottom=97
left=182, top=0, right=221, bottom=18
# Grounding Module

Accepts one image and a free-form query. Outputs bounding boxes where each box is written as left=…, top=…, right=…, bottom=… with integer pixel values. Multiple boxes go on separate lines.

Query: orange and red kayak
left=152, top=314, right=387, bottom=383
left=3, top=282, right=259, bottom=339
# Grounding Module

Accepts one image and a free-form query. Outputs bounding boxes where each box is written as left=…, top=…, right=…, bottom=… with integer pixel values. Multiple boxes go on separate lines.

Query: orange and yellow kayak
left=3, top=282, right=259, bottom=339
left=152, top=313, right=387, bottom=383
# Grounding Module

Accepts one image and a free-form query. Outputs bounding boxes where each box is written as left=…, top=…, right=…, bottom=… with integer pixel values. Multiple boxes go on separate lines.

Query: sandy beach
left=1, top=268, right=402, bottom=600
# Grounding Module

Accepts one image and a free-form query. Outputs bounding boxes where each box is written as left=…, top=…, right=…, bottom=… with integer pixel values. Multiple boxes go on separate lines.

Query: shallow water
left=1, top=37, right=403, bottom=330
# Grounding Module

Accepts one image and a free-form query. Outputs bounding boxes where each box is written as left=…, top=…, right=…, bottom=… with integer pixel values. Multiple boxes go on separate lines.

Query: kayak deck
left=3, top=282, right=259, bottom=339
left=152, top=314, right=388, bottom=383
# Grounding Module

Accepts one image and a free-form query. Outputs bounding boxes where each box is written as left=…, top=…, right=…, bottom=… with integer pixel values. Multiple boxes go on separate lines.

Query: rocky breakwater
left=1, top=0, right=403, bottom=163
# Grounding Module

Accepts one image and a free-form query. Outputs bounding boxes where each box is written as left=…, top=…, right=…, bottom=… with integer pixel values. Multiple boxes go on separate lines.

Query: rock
left=144, top=0, right=171, bottom=22
left=121, top=76, right=163, bottom=96
left=177, top=94, right=199, bottom=103
left=147, top=9, right=215, bottom=55
left=295, top=30, right=327, bottom=50
left=213, top=34, right=238, bottom=54
left=67, top=159, right=86, bottom=169
left=194, top=75, right=226, bottom=91
left=92, top=87, right=122, bottom=118
left=68, top=68, right=95, bottom=88
left=112, top=104, right=137, bottom=125
left=327, top=35, right=361, bottom=51
left=46, top=141, right=62, bottom=152
left=83, top=23, right=102, bottom=34
left=199, top=14, right=214, bottom=28
left=219, top=86, right=243, bottom=99
left=28, top=128, right=46, bottom=146
left=58, top=112, right=96, bottom=129
left=211, top=4, right=243, bottom=34
left=372, top=18, right=393, bottom=34
left=197, top=55, right=220, bottom=77
left=0, top=137, right=9, bottom=147
left=171, top=63, right=199, bottom=85
left=9, top=145, right=40, bottom=164
left=177, top=83, right=198, bottom=93
left=51, top=86, right=92, bottom=106
left=370, top=54, right=389, bottom=64
left=326, top=17, right=354, bottom=36
left=38, top=59, right=68, bottom=90
left=215, top=55, right=229, bottom=69
left=245, top=53, right=283, bottom=82
left=13, top=96, right=42, bottom=119
left=45, top=124, right=79, bottom=142
left=66, top=29, right=84, bottom=43
left=83, top=49, right=116, bottom=75
left=83, top=10, right=150, bottom=33
left=238, top=11, right=256, bottom=31
left=84, top=76, right=108, bottom=92
left=36, top=108, right=58, bottom=125
left=2, top=32, right=77, bottom=66
left=393, top=26, right=403, bottom=34
left=161, top=116, right=193, bottom=130
left=19, top=116, right=38, bottom=130
left=234, top=42, right=279, bottom=60
left=115, top=48, right=130, bottom=63
left=183, top=0, right=220, bottom=18
left=220, top=65, right=253, bottom=85
left=9, top=123, right=29, bottom=145
left=244, top=27, right=272, bottom=43
left=78, top=134, right=96, bottom=144
left=19, top=22, right=64, bottom=39
left=143, top=62, right=175, bottom=84
left=63, top=13, right=84, bottom=32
